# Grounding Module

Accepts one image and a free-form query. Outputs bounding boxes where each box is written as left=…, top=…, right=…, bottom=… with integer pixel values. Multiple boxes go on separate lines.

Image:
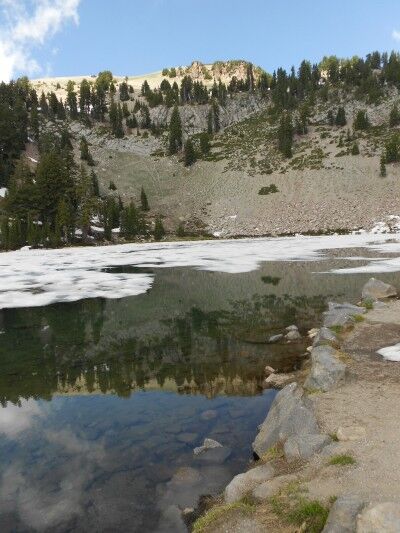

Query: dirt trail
left=305, top=300, right=400, bottom=503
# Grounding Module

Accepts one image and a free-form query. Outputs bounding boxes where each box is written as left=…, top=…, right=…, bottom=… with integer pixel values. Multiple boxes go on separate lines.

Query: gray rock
left=177, top=433, right=198, bottom=444
left=286, top=325, right=299, bottom=332
left=283, top=433, right=331, bottom=460
left=252, top=474, right=298, bottom=501
left=357, top=502, right=400, bottom=532
left=323, top=302, right=365, bottom=331
left=323, top=494, right=365, bottom=533
left=304, top=346, right=346, bottom=392
left=193, top=438, right=222, bottom=455
left=286, top=330, right=302, bottom=341
left=313, top=327, right=340, bottom=349
left=224, top=463, right=274, bottom=503
left=194, top=446, right=232, bottom=464
left=362, top=278, right=397, bottom=300
left=265, top=372, right=297, bottom=389
left=269, top=334, right=283, bottom=343
left=200, top=410, right=217, bottom=420
left=252, top=383, right=319, bottom=458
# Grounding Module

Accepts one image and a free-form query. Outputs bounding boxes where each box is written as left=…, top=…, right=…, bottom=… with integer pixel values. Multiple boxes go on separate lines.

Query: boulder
left=286, top=330, right=302, bottom=341
left=224, top=463, right=274, bottom=503
left=252, top=383, right=319, bottom=458
left=323, top=303, right=365, bottom=331
left=268, top=334, right=283, bottom=343
left=283, top=433, right=331, bottom=460
left=337, top=426, right=366, bottom=442
left=304, top=346, right=346, bottom=392
left=362, top=278, right=397, bottom=300
left=313, top=327, right=340, bottom=349
left=193, top=438, right=231, bottom=463
left=264, top=365, right=276, bottom=376
left=252, top=474, right=298, bottom=501
left=323, top=494, right=365, bottom=533
left=357, top=502, right=400, bottom=532
left=286, top=325, right=299, bottom=332
left=264, top=372, right=297, bottom=389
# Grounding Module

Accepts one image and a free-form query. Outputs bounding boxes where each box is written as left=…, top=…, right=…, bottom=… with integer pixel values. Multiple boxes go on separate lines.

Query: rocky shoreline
left=191, top=277, right=400, bottom=532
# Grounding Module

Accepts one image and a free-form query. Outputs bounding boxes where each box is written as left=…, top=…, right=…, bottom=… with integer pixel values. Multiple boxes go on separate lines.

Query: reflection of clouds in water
left=0, top=421, right=106, bottom=530
left=0, top=399, right=43, bottom=437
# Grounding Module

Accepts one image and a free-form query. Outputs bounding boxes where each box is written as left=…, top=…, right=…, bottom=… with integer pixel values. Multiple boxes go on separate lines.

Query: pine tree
left=200, top=133, right=211, bottom=154
left=168, top=106, right=182, bottom=154
left=277, top=112, right=294, bottom=158
left=354, top=110, right=370, bottom=131
left=184, top=138, right=196, bottom=166
left=119, top=82, right=130, bottom=102
left=66, top=86, right=78, bottom=119
left=140, top=187, right=149, bottom=211
left=335, top=107, right=347, bottom=126
left=389, top=104, right=400, bottom=127
left=154, top=215, right=165, bottom=240
left=351, top=142, right=360, bottom=155
left=30, top=104, right=40, bottom=140
left=91, top=170, right=100, bottom=197
left=327, top=110, right=334, bottom=126
left=380, top=154, right=387, bottom=177
left=39, top=92, right=49, bottom=116
left=80, top=136, right=95, bottom=165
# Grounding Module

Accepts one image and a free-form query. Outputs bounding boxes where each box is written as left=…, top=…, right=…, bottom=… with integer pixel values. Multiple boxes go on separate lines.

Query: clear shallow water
left=2, top=237, right=400, bottom=532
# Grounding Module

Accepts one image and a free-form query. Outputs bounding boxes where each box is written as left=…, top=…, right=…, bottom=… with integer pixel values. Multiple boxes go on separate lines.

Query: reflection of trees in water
left=0, top=293, right=331, bottom=405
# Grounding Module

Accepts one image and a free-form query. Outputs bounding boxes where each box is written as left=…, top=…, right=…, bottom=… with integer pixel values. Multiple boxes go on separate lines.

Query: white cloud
left=0, top=0, right=81, bottom=82
left=392, top=29, right=400, bottom=42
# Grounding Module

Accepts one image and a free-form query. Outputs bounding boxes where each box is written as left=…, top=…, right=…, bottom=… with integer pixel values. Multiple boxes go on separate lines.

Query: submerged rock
left=193, top=438, right=222, bottom=455
left=304, top=346, right=346, bottom=392
left=362, top=278, right=397, bottom=300
left=323, top=494, right=365, bottom=533
left=357, top=502, right=400, bottom=532
left=193, top=438, right=231, bottom=463
left=224, top=463, right=274, bottom=503
left=252, top=383, right=319, bottom=458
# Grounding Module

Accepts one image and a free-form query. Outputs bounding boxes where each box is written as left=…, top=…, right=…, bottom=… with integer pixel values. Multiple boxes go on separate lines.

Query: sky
left=1, top=0, right=400, bottom=82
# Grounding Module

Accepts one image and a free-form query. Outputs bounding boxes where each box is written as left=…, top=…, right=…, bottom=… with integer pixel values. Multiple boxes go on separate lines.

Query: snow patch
left=0, top=233, right=400, bottom=309
left=0, top=187, right=8, bottom=198
left=377, top=343, right=400, bottom=362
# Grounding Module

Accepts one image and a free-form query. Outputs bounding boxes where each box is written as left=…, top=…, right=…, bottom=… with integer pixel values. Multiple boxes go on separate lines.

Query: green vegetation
left=329, top=454, right=356, bottom=466
left=258, top=184, right=279, bottom=195
left=193, top=501, right=256, bottom=533
left=168, top=106, right=183, bottom=154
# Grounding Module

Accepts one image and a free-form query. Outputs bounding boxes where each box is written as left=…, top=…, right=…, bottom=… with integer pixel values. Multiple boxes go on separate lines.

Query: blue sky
left=1, top=0, right=400, bottom=81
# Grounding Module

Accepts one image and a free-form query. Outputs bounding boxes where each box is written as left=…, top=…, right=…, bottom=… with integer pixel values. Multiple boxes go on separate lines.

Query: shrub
left=259, top=184, right=279, bottom=195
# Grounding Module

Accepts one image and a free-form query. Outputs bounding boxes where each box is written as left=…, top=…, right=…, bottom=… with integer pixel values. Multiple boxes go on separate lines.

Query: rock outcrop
left=224, top=463, right=274, bottom=503
left=323, top=494, right=365, bottom=533
left=252, top=383, right=319, bottom=458
left=361, top=278, right=397, bottom=300
left=304, top=345, right=347, bottom=392
left=357, top=502, right=400, bottom=532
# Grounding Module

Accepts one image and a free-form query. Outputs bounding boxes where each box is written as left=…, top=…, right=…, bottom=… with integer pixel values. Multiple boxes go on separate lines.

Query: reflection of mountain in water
left=2, top=258, right=391, bottom=405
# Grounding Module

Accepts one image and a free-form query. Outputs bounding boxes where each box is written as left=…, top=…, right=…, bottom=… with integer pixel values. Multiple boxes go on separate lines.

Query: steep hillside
left=3, top=53, right=400, bottom=250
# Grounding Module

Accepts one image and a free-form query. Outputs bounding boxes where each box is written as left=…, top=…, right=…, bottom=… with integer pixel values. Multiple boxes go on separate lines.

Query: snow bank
left=0, top=187, right=8, bottom=198
left=377, top=343, right=400, bottom=362
left=0, top=233, right=399, bottom=309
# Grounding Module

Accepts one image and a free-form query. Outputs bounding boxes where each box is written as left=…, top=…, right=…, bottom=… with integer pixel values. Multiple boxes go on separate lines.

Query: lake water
left=2, top=236, right=400, bottom=532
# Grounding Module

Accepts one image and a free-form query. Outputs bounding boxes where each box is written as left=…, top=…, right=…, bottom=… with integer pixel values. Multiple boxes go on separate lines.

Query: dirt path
left=305, top=301, right=400, bottom=503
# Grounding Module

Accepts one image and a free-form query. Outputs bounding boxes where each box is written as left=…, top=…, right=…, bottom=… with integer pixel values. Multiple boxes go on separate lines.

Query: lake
left=1, top=235, right=400, bottom=532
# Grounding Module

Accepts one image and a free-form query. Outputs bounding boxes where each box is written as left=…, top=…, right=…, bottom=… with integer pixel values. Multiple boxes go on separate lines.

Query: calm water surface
left=2, top=254, right=400, bottom=532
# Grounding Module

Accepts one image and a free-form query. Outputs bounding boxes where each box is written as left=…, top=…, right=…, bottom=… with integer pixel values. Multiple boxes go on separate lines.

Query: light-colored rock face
left=283, top=433, right=331, bottom=460
left=224, top=463, right=274, bottom=504
left=264, top=372, right=296, bottom=389
left=304, top=345, right=346, bottom=392
left=362, top=278, right=398, bottom=300
left=323, top=494, right=365, bottom=533
left=285, top=330, right=302, bottom=341
left=252, top=383, right=319, bottom=457
left=357, top=502, right=400, bottom=532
